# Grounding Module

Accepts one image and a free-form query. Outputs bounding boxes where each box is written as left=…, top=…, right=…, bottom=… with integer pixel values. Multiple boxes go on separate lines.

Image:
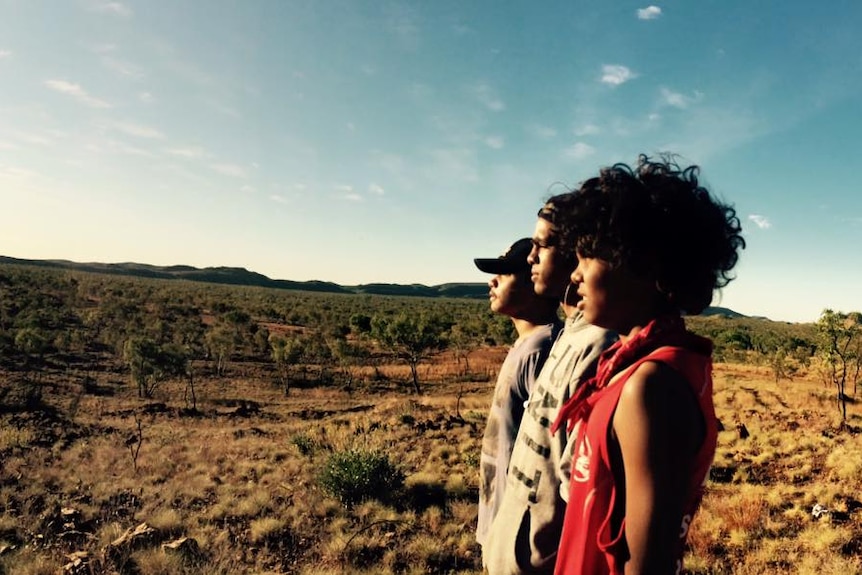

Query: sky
left=2, top=0, right=861, bottom=324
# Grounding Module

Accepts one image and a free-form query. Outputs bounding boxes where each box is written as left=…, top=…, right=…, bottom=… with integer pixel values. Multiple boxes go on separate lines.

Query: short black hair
left=557, top=154, right=745, bottom=315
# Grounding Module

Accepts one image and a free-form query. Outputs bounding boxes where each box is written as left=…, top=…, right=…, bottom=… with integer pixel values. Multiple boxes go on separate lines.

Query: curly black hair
left=556, top=154, right=745, bottom=315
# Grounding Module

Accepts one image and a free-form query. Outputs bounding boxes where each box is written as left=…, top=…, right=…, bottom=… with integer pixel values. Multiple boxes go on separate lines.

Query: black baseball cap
left=473, top=238, right=532, bottom=275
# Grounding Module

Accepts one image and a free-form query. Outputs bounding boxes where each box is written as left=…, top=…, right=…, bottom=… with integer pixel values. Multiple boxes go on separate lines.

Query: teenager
left=482, top=196, right=617, bottom=575
left=551, top=155, right=745, bottom=575
left=474, top=238, right=564, bottom=554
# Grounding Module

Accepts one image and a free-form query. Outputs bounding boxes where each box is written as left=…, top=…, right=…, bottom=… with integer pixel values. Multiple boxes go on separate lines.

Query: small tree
left=448, top=321, right=482, bottom=376
left=349, top=313, right=373, bottom=336
left=14, top=327, right=50, bottom=366
left=329, top=336, right=352, bottom=389
left=123, top=337, right=188, bottom=398
left=271, top=335, right=305, bottom=395
left=771, top=348, right=789, bottom=383
left=816, top=309, right=860, bottom=424
left=371, top=313, right=447, bottom=394
left=205, top=324, right=237, bottom=377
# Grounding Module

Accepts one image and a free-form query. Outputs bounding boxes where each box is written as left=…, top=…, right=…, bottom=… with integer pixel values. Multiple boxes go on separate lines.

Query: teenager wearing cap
left=482, top=195, right=617, bottom=575
left=474, top=238, right=564, bottom=560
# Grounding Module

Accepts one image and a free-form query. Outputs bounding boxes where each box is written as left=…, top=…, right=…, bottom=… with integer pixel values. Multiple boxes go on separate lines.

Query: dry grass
left=1, top=356, right=860, bottom=574
left=684, top=363, right=862, bottom=574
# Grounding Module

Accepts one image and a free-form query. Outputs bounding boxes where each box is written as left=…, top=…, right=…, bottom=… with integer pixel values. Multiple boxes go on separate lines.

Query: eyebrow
left=531, top=235, right=558, bottom=246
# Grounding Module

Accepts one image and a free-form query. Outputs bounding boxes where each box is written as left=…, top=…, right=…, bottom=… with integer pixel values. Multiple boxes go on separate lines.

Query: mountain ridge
left=0, top=255, right=748, bottom=318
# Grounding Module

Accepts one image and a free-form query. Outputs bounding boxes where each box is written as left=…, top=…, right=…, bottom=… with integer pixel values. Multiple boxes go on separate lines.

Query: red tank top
left=553, top=344, right=717, bottom=575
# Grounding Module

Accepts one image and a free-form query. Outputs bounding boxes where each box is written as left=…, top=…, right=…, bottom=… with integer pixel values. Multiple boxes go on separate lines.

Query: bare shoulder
left=615, top=360, right=703, bottom=454
left=618, top=360, right=691, bottom=407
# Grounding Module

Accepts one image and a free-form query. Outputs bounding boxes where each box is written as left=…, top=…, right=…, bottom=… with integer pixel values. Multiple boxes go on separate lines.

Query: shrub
left=317, top=449, right=405, bottom=507
left=290, top=433, right=318, bottom=456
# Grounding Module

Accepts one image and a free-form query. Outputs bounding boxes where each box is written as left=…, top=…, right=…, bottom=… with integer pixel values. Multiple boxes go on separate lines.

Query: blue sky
left=2, top=1, right=861, bottom=323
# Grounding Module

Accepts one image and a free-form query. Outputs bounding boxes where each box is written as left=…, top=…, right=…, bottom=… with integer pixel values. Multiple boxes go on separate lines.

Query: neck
left=617, top=324, right=646, bottom=344
left=511, top=315, right=553, bottom=340
left=616, top=311, right=682, bottom=343
left=560, top=302, right=579, bottom=318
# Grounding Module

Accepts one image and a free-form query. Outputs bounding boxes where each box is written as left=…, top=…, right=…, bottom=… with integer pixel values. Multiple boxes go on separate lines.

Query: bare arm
left=613, top=362, right=701, bottom=575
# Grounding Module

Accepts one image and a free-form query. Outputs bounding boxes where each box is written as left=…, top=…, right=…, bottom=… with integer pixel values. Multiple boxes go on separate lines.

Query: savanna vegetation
left=1, top=262, right=860, bottom=574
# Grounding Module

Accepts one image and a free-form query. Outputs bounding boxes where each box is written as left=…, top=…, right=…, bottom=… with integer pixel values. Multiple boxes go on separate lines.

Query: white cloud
left=240, top=185, right=255, bottom=193
left=101, top=56, right=143, bottom=79
left=637, top=6, right=662, bottom=20
left=574, top=124, right=601, bottom=136
left=648, top=112, right=661, bottom=122
left=485, top=136, right=504, bottom=149
left=471, top=82, right=505, bottom=111
left=428, top=147, right=479, bottom=182
left=368, top=184, right=385, bottom=196
left=270, top=195, right=289, bottom=204
left=452, top=23, right=472, bottom=36
left=44, top=79, right=111, bottom=108
left=527, top=124, right=557, bottom=139
left=11, top=130, right=54, bottom=146
left=564, top=142, right=596, bottom=160
left=0, top=50, right=12, bottom=59
left=91, top=43, right=116, bottom=54
left=335, top=185, right=354, bottom=193
left=344, top=193, right=364, bottom=202
left=346, top=122, right=356, bottom=132
left=163, top=55, right=213, bottom=86
left=139, top=92, right=154, bottom=103
left=0, top=164, right=37, bottom=180
left=601, top=65, right=636, bottom=86
left=210, top=163, right=247, bottom=177
left=386, top=4, right=420, bottom=49
left=748, top=214, right=772, bottom=229
left=168, top=147, right=206, bottom=159
left=114, top=121, right=164, bottom=139
left=378, top=153, right=406, bottom=175
left=660, top=87, right=703, bottom=109
left=91, top=2, right=132, bottom=17
left=88, top=139, right=153, bottom=158
left=208, top=101, right=240, bottom=118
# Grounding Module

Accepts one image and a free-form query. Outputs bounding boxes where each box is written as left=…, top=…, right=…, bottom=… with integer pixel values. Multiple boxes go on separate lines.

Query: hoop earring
left=563, top=283, right=572, bottom=305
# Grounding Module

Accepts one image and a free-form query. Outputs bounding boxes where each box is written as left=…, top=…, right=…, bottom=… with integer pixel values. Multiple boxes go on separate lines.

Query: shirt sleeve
left=516, top=330, right=558, bottom=402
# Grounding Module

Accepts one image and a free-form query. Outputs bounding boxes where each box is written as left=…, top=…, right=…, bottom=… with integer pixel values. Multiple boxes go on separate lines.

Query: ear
left=654, top=279, right=675, bottom=306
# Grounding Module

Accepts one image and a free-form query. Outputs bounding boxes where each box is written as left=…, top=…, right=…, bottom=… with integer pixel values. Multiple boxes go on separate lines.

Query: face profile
left=487, top=272, right=535, bottom=317
left=570, top=254, right=655, bottom=334
left=528, top=216, right=572, bottom=301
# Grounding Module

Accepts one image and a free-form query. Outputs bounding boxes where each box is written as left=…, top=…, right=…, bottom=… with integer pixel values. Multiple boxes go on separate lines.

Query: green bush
left=290, top=433, right=318, bottom=456
left=317, top=449, right=405, bottom=507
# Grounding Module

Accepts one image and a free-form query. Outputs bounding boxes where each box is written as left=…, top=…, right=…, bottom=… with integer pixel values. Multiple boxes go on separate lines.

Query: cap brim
left=473, top=258, right=525, bottom=275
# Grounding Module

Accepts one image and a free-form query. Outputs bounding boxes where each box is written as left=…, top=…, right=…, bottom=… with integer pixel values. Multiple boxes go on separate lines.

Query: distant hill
left=698, top=306, right=747, bottom=319
left=0, top=255, right=745, bottom=317
left=0, top=255, right=488, bottom=299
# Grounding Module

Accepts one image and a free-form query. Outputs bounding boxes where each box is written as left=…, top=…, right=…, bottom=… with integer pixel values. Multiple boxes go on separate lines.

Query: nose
left=488, top=276, right=498, bottom=288
left=570, top=263, right=583, bottom=285
left=527, top=245, right=538, bottom=265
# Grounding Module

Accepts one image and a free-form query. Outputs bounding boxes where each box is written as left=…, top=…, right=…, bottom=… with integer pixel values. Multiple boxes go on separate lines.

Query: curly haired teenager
left=550, top=155, right=745, bottom=575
